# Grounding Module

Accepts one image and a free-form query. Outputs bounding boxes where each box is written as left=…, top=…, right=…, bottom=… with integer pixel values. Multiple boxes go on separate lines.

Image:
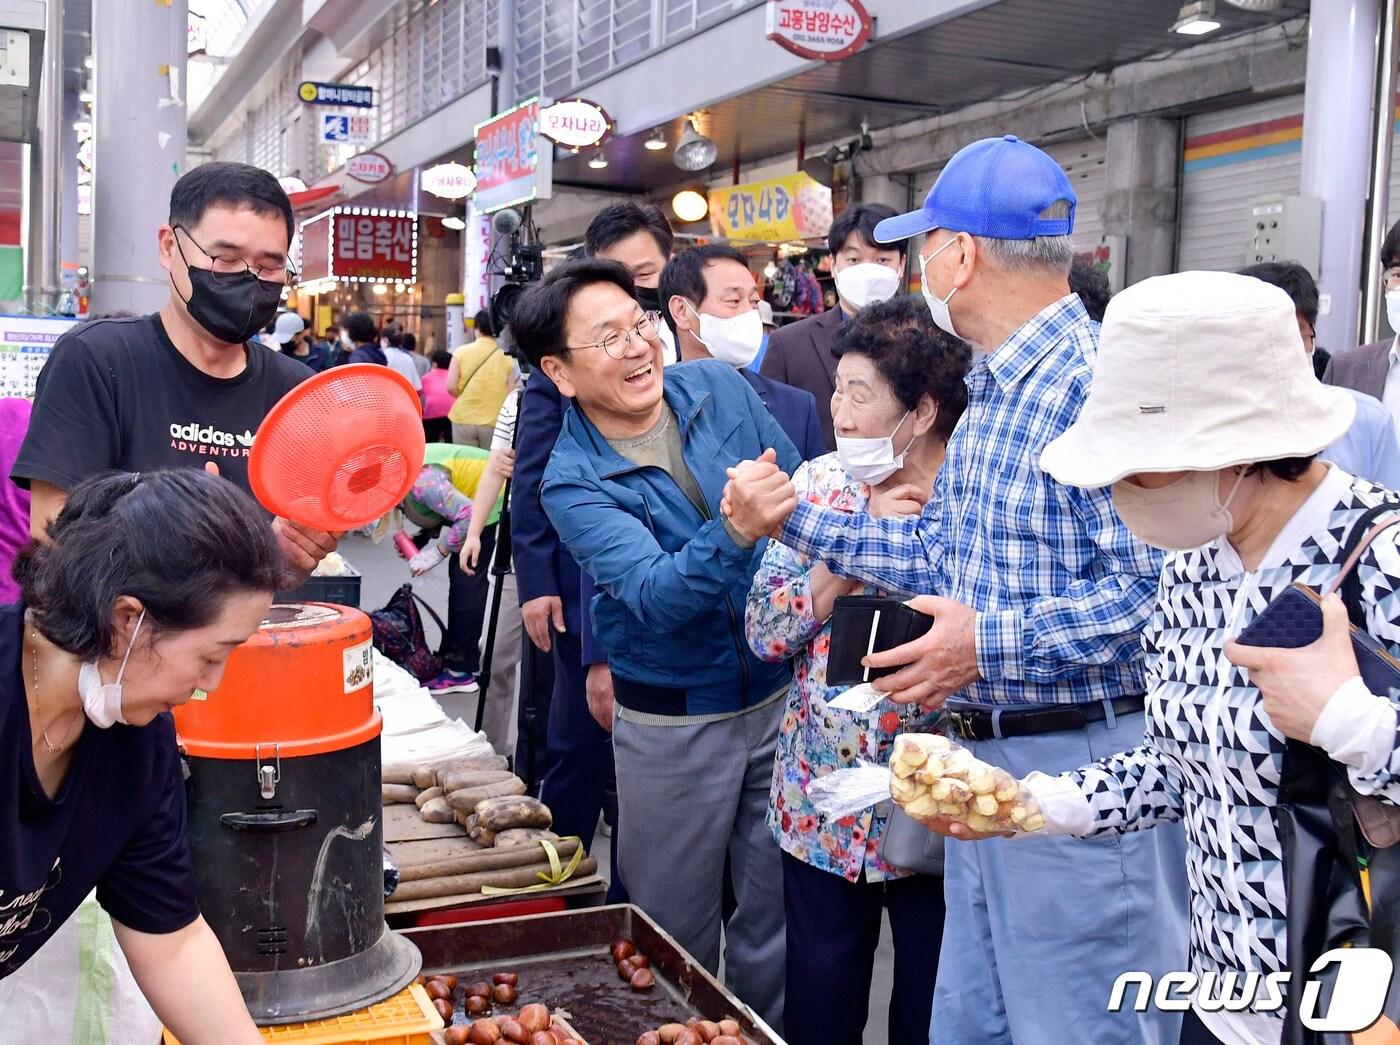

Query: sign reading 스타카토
left=472, top=98, right=553, bottom=214
left=765, top=0, right=873, bottom=62
left=298, top=80, right=374, bottom=108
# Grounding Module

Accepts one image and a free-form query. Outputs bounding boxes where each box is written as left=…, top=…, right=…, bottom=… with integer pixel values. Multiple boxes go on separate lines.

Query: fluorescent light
left=644, top=129, right=668, bottom=151
left=587, top=150, right=609, bottom=169
left=1172, top=0, right=1221, bottom=35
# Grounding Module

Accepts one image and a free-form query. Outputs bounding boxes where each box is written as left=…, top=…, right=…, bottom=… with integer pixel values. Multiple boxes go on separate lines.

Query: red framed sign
left=765, top=0, right=873, bottom=61
left=298, top=207, right=418, bottom=285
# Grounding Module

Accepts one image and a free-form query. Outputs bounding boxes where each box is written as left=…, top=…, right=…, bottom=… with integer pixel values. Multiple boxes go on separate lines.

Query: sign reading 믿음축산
left=298, top=81, right=374, bottom=108
left=0, top=315, right=77, bottom=398
left=472, top=98, right=553, bottom=214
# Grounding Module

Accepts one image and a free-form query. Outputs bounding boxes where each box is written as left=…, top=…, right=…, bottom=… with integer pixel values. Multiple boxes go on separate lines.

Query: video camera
left=489, top=206, right=543, bottom=341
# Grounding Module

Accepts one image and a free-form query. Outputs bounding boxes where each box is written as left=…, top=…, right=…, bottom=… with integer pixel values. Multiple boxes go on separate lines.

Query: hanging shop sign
left=422, top=162, right=477, bottom=200
left=708, top=172, right=833, bottom=243
left=321, top=113, right=374, bottom=145
left=298, top=80, right=375, bottom=108
left=345, top=152, right=394, bottom=184
left=464, top=205, right=493, bottom=318
left=472, top=98, right=554, bottom=214
left=765, top=0, right=873, bottom=61
left=297, top=207, right=417, bottom=286
left=538, top=98, right=613, bottom=151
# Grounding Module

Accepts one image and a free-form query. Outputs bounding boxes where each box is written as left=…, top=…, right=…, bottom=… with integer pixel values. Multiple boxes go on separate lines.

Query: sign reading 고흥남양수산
left=708, top=172, right=834, bottom=244
left=765, top=0, right=873, bottom=61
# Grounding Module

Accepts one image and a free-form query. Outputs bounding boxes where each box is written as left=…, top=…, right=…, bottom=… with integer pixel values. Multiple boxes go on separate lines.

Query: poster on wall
left=472, top=98, right=553, bottom=214
left=708, top=172, right=833, bottom=243
left=0, top=315, right=77, bottom=397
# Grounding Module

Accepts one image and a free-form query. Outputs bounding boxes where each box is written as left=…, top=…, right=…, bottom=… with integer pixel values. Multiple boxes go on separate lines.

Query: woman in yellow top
left=447, top=310, right=516, bottom=448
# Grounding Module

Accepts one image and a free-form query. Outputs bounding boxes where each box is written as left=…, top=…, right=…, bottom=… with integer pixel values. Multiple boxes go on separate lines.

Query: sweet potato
left=446, top=778, right=527, bottom=812
left=475, top=795, right=552, bottom=832
left=382, top=783, right=419, bottom=804
left=419, top=796, right=455, bottom=823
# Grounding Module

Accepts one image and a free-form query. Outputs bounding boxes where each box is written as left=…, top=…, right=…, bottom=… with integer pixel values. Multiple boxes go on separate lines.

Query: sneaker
left=425, top=669, right=479, bottom=695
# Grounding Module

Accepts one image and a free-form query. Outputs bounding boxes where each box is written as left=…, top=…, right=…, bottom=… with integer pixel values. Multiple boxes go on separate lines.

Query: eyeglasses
left=568, top=311, right=661, bottom=359
left=1385, top=266, right=1400, bottom=291
left=175, top=225, right=297, bottom=285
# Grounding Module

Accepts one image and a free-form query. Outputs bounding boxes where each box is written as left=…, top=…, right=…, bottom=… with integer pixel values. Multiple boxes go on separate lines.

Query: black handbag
left=1236, top=503, right=1400, bottom=1043
left=368, top=583, right=446, bottom=682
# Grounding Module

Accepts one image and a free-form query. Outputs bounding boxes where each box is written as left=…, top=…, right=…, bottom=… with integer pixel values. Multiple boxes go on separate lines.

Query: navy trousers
left=442, top=524, right=495, bottom=676
left=781, top=850, right=944, bottom=1045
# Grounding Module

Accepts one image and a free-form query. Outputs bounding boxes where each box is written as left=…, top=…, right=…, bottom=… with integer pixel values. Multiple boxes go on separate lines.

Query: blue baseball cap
left=874, top=135, right=1077, bottom=243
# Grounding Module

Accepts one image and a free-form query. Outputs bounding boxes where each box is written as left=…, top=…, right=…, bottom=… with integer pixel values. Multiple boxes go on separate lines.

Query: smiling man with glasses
left=511, top=257, right=800, bottom=1030
left=14, top=161, right=336, bottom=587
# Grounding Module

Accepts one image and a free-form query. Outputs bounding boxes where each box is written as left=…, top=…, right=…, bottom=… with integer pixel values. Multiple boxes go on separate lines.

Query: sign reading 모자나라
left=708, top=172, right=834, bottom=244
left=298, top=81, right=374, bottom=108
left=538, top=99, right=613, bottom=151
left=472, top=98, right=554, bottom=214
left=765, top=0, right=873, bottom=62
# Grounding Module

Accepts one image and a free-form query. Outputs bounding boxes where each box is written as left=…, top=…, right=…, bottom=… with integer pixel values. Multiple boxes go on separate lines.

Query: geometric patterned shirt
left=777, top=294, right=1164, bottom=705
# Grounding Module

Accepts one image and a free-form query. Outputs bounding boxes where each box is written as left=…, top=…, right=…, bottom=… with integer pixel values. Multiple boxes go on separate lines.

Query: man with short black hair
left=1326, top=217, right=1400, bottom=417
left=340, top=312, right=384, bottom=365
left=1067, top=255, right=1112, bottom=323
left=15, top=161, right=336, bottom=585
left=761, top=203, right=908, bottom=448
left=659, top=245, right=824, bottom=461
left=513, top=257, right=798, bottom=1029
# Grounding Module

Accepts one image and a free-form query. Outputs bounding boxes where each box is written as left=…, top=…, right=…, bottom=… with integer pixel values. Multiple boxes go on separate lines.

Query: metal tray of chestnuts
left=402, top=903, right=782, bottom=1045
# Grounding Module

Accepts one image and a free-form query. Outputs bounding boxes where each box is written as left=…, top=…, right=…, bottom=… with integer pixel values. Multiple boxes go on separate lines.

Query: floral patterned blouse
left=745, top=453, right=936, bottom=882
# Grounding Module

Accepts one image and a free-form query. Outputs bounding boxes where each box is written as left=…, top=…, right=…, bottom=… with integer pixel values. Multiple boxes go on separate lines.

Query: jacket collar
left=986, top=294, right=1090, bottom=391
left=561, top=364, right=714, bottom=480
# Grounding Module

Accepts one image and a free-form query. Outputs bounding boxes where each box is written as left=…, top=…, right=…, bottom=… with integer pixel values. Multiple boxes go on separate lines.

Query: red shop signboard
left=332, top=209, right=417, bottom=283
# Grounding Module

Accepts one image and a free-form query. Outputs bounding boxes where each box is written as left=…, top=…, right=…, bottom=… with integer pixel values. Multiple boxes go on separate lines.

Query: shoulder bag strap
left=455, top=346, right=500, bottom=397
left=1321, top=501, right=1400, bottom=627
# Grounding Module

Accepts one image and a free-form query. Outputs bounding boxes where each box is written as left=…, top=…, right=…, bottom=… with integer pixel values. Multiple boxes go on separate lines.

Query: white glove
left=408, top=543, right=448, bottom=576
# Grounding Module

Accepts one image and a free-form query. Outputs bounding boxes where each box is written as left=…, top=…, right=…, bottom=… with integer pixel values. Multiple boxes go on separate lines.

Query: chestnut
left=618, top=960, right=636, bottom=981
left=695, top=1021, right=720, bottom=1042
left=716, top=1020, right=741, bottom=1038
left=493, top=971, right=519, bottom=987
left=433, top=997, right=453, bottom=1021
left=529, top=1034, right=557, bottom=1045
left=500, top=1018, right=528, bottom=1043
left=657, top=1025, right=687, bottom=1044
left=518, top=1004, right=550, bottom=1035
left=674, top=1031, right=703, bottom=1045
left=468, top=1022, right=504, bottom=1045
left=445, top=1027, right=472, bottom=1045
left=467, top=981, right=493, bottom=999
left=630, top=967, right=656, bottom=992
left=712, top=1038, right=742, bottom=1045
left=630, top=954, right=650, bottom=970
left=425, top=979, right=452, bottom=1001
left=610, top=938, right=636, bottom=962
left=466, top=995, right=491, bottom=1016
left=493, top=983, right=519, bottom=1005
left=637, top=1034, right=662, bottom=1045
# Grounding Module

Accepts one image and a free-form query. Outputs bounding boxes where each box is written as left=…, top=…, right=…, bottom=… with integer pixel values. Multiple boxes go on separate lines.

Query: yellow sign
left=708, top=172, right=833, bottom=243
left=298, top=82, right=319, bottom=103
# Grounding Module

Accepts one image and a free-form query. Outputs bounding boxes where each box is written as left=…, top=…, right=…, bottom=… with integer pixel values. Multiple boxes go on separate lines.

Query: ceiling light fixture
left=671, top=189, right=709, bottom=223
left=587, top=150, right=609, bottom=169
left=1171, top=0, right=1221, bottom=35
left=644, top=129, right=668, bottom=151
left=674, top=117, right=718, bottom=172
left=441, top=215, right=466, bottom=230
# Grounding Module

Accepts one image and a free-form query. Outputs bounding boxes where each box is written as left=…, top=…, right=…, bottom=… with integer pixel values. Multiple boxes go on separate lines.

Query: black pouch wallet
left=826, top=594, right=934, bottom=686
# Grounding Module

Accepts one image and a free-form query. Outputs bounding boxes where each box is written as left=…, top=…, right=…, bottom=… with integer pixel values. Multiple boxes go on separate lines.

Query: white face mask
left=77, top=609, right=145, bottom=728
left=656, top=322, right=678, bottom=367
left=836, top=411, right=913, bottom=486
left=834, top=262, right=901, bottom=312
left=1110, top=469, right=1248, bottom=551
left=1386, top=289, right=1400, bottom=336
left=920, top=236, right=961, bottom=339
left=688, top=303, right=763, bottom=369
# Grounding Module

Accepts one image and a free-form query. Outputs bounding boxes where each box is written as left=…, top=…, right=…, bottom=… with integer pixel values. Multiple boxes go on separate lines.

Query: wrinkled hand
left=586, top=662, right=615, bottom=732
left=1223, top=591, right=1360, bottom=742
left=272, top=518, right=339, bottom=588
left=497, top=448, right=516, bottom=481
left=866, top=595, right=980, bottom=708
left=460, top=534, right=483, bottom=575
left=409, top=543, right=447, bottom=577
left=721, top=448, right=797, bottom=542
left=522, top=595, right=565, bottom=653
left=868, top=482, right=929, bottom=519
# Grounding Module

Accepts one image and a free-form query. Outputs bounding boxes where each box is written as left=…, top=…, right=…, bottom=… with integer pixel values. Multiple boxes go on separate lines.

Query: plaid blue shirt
left=778, top=295, right=1163, bottom=706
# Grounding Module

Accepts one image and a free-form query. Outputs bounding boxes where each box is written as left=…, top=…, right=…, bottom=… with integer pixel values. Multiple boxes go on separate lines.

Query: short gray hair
left=971, top=200, right=1074, bottom=275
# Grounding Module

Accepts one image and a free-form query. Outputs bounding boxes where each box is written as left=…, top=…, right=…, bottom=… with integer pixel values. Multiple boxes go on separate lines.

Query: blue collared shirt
left=1321, top=387, right=1400, bottom=489
left=777, top=295, right=1164, bottom=706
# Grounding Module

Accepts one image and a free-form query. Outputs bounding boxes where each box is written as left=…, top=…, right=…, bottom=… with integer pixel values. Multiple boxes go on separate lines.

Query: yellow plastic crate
left=164, top=983, right=444, bottom=1045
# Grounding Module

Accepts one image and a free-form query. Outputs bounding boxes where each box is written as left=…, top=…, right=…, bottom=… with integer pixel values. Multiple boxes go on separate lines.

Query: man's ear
left=670, top=295, right=699, bottom=336
left=540, top=354, right=575, bottom=399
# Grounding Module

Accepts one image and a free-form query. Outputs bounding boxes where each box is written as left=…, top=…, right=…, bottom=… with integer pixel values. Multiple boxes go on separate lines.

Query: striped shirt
left=777, top=294, right=1163, bottom=706
left=491, top=387, right=520, bottom=452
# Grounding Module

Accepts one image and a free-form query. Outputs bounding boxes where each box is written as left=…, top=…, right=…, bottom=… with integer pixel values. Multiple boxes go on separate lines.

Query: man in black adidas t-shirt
left=13, top=163, right=336, bottom=583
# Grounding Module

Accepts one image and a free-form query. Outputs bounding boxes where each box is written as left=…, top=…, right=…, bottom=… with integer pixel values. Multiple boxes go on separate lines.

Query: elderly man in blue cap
left=725, top=136, right=1189, bottom=1044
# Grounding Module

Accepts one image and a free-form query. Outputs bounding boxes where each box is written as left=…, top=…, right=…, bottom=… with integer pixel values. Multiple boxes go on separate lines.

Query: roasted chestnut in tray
left=433, top=997, right=453, bottom=1021
left=466, top=994, right=491, bottom=1016
left=629, top=967, right=656, bottom=992
left=493, top=971, right=519, bottom=987
left=493, top=983, right=519, bottom=1005
left=467, top=981, right=494, bottom=999
left=611, top=938, right=637, bottom=962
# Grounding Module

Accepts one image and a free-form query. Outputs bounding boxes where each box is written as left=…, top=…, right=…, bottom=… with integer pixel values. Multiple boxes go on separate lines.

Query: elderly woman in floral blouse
left=745, top=296, right=970, bottom=1045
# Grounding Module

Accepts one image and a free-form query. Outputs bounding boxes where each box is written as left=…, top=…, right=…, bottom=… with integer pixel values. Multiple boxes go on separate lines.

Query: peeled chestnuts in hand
left=888, top=733, right=1046, bottom=833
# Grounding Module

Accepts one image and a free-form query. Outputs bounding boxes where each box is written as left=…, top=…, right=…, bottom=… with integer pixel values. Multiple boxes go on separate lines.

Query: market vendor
left=1, top=468, right=281, bottom=1043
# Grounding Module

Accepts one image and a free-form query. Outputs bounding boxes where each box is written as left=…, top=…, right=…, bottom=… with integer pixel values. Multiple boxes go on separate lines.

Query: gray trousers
left=613, top=694, right=787, bottom=1031
left=436, top=570, right=521, bottom=755
left=452, top=422, right=494, bottom=449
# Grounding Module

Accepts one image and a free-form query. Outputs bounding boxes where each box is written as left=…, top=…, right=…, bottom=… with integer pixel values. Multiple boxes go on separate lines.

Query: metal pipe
left=1364, top=0, right=1400, bottom=343
left=23, top=0, right=63, bottom=312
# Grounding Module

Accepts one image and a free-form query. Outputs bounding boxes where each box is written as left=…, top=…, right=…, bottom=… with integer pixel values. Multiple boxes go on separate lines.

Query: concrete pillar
left=858, top=173, right=911, bottom=212
left=1102, top=116, right=1180, bottom=287
left=23, top=0, right=63, bottom=312
left=1300, top=0, right=1380, bottom=352
left=59, top=85, right=81, bottom=287
left=90, top=0, right=188, bottom=315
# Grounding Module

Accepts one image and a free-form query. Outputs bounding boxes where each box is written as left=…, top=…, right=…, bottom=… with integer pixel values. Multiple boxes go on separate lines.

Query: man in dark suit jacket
left=659, top=244, right=826, bottom=463
left=1325, top=218, right=1400, bottom=404
left=760, top=203, right=909, bottom=449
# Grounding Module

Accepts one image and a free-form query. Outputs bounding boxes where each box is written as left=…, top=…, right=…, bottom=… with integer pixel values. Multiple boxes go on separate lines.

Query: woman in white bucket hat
left=951, top=271, right=1400, bottom=1045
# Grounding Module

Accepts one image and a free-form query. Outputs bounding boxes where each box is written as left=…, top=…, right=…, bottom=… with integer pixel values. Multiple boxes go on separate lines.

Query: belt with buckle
left=944, top=694, right=1146, bottom=741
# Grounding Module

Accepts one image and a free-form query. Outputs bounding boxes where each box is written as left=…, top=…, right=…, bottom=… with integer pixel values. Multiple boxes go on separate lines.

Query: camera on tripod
left=489, top=207, right=543, bottom=339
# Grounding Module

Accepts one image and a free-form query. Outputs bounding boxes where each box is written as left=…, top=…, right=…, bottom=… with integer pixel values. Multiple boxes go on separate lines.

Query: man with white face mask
left=1325, top=219, right=1400, bottom=441
left=761, top=204, right=907, bottom=450
left=661, top=245, right=825, bottom=463
left=724, top=135, right=1189, bottom=1045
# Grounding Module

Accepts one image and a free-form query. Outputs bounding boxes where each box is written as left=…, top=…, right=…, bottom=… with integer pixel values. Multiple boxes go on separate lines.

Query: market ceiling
left=552, top=0, right=1309, bottom=194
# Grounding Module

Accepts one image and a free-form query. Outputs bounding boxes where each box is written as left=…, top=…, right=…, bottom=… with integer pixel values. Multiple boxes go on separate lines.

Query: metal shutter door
left=1044, top=137, right=1107, bottom=252
left=1178, top=94, right=1304, bottom=272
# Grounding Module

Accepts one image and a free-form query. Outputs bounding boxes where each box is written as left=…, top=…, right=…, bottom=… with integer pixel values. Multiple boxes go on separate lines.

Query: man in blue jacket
left=659, top=244, right=826, bottom=463
left=512, top=258, right=800, bottom=1029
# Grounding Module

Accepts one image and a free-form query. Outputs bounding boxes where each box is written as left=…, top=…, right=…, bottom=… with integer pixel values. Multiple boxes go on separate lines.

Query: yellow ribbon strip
left=480, top=836, right=586, bottom=895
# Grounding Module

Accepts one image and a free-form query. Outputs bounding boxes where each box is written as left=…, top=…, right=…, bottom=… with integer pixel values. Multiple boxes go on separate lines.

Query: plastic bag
left=808, top=733, right=1046, bottom=834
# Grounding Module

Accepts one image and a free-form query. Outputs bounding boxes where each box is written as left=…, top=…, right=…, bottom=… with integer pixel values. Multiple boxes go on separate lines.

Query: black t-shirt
left=13, top=313, right=311, bottom=494
left=0, top=604, right=198, bottom=978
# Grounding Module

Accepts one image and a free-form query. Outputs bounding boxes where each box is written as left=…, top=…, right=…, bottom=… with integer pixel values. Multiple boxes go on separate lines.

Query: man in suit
left=660, top=244, right=826, bottom=462
left=1325, top=218, right=1400, bottom=414
left=760, top=203, right=909, bottom=449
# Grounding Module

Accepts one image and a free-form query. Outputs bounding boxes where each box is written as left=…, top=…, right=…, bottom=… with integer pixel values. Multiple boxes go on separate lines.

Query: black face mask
left=635, top=285, right=662, bottom=313
left=174, top=237, right=286, bottom=345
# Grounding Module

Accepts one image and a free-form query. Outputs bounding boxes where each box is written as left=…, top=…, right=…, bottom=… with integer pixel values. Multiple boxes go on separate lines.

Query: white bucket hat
left=1041, top=270, right=1355, bottom=488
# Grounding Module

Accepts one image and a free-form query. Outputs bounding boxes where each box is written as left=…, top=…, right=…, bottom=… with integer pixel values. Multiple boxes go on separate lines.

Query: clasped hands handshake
left=720, top=448, right=799, bottom=541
